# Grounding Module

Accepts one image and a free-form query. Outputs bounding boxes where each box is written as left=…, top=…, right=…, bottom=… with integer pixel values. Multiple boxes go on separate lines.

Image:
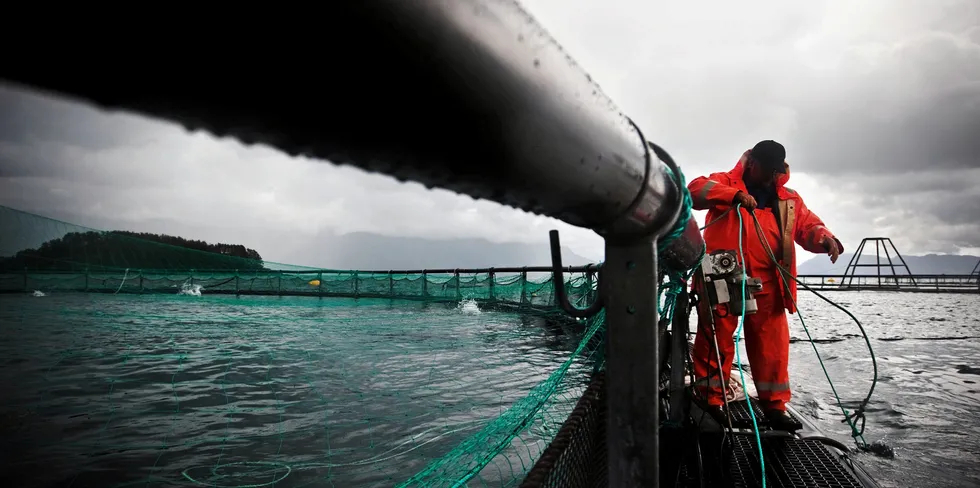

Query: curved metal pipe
left=801, top=435, right=852, bottom=454
left=550, top=230, right=604, bottom=318
left=0, top=0, right=702, bottom=269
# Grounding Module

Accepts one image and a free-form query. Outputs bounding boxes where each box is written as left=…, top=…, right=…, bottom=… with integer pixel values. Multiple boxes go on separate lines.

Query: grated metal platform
left=675, top=432, right=867, bottom=488
left=523, top=369, right=876, bottom=488
left=730, top=434, right=865, bottom=488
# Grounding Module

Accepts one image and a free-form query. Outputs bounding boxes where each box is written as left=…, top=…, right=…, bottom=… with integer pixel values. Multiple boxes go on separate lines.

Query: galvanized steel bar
left=603, top=239, right=660, bottom=487
left=0, top=0, right=702, bottom=270
left=0, top=3, right=710, bottom=486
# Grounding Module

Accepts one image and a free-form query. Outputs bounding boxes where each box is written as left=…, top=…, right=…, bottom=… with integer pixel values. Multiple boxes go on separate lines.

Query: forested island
left=0, top=230, right=265, bottom=272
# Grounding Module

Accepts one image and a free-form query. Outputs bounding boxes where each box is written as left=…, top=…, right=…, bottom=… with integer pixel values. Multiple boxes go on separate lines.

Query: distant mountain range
left=18, top=206, right=976, bottom=275
left=0, top=231, right=595, bottom=272
left=1, top=208, right=597, bottom=271
left=797, top=253, right=980, bottom=276
left=282, top=232, right=595, bottom=270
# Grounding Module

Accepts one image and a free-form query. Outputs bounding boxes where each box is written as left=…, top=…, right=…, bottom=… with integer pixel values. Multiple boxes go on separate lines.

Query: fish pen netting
left=1, top=204, right=611, bottom=487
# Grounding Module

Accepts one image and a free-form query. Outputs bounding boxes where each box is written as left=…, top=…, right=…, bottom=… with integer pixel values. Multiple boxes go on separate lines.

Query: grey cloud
left=879, top=214, right=980, bottom=254
left=536, top=1, right=980, bottom=179
left=826, top=168, right=980, bottom=196
left=792, top=32, right=980, bottom=174
left=1, top=0, right=978, bottom=259
left=525, top=0, right=980, bottom=254
left=0, top=84, right=605, bottom=263
left=0, top=83, right=167, bottom=151
left=815, top=169, right=980, bottom=250
left=928, top=197, right=980, bottom=227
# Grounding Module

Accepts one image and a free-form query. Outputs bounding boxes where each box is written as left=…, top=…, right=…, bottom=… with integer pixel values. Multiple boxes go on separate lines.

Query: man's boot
left=765, top=409, right=800, bottom=431
left=705, top=404, right=732, bottom=428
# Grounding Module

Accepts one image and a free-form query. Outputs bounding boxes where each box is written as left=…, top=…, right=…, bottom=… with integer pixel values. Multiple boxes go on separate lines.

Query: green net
left=0, top=205, right=605, bottom=487
left=0, top=202, right=698, bottom=487
left=0, top=205, right=594, bottom=308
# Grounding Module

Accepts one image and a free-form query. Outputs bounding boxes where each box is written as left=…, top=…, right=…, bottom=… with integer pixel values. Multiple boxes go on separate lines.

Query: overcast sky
left=1, top=0, right=978, bottom=266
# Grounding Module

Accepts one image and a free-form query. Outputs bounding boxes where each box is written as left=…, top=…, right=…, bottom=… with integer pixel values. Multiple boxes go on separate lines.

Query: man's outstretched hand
left=820, top=235, right=841, bottom=263
left=733, top=191, right=757, bottom=210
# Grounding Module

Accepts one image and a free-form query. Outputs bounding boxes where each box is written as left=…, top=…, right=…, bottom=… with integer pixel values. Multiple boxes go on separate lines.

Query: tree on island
left=0, top=230, right=265, bottom=272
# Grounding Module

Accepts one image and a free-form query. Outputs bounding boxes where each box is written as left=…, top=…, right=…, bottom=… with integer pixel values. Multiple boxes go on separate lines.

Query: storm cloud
left=1, top=0, right=978, bottom=263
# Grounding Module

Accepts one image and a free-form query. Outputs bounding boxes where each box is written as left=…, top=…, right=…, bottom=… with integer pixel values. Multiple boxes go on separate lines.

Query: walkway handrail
left=0, top=3, right=706, bottom=485
left=0, top=0, right=703, bottom=271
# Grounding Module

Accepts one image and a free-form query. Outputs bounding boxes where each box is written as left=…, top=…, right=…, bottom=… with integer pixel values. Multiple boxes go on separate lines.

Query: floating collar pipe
left=0, top=0, right=703, bottom=271
left=0, top=2, right=706, bottom=486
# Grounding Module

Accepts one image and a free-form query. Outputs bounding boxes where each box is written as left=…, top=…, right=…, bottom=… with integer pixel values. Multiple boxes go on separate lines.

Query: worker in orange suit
left=687, top=140, right=844, bottom=430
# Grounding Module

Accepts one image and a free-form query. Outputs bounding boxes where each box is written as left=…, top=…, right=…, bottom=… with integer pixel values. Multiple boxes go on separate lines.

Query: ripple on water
left=0, top=294, right=595, bottom=488
left=2, top=291, right=979, bottom=487
left=693, top=290, right=980, bottom=488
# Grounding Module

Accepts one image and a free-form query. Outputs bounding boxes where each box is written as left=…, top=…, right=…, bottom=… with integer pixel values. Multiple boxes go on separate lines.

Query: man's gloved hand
left=733, top=191, right=757, bottom=211
left=819, top=235, right=841, bottom=264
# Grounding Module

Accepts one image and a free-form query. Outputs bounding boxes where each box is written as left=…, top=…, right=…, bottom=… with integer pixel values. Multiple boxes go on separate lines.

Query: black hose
left=800, top=435, right=851, bottom=453
left=749, top=212, right=876, bottom=444
left=699, top=207, right=733, bottom=231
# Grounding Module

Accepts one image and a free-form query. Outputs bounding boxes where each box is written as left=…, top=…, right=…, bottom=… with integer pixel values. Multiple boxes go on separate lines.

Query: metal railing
left=0, top=1, right=705, bottom=485
left=797, top=274, right=979, bottom=293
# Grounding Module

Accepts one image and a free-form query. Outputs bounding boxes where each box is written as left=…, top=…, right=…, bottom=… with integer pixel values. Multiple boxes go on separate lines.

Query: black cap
left=750, top=140, right=787, bottom=173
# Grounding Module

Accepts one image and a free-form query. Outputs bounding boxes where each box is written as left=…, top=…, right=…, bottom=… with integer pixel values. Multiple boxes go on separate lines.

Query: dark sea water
left=1, top=291, right=978, bottom=487
left=0, top=294, right=591, bottom=488
left=699, top=290, right=980, bottom=488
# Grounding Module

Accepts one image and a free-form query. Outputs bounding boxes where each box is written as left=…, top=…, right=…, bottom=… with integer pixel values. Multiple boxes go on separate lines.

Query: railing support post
left=668, top=288, right=690, bottom=424
left=488, top=268, right=496, bottom=302
left=586, top=268, right=595, bottom=301
left=520, top=267, right=528, bottom=306
left=454, top=268, right=461, bottom=301
left=604, top=237, right=660, bottom=487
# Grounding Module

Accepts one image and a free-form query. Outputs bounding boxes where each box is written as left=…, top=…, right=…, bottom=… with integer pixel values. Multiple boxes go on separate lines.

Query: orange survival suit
left=687, top=151, right=843, bottom=412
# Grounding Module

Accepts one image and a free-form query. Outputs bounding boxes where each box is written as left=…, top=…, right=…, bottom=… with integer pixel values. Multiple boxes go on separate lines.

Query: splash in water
left=457, top=299, right=481, bottom=315
left=862, top=439, right=895, bottom=459
left=32, top=290, right=45, bottom=297
left=178, top=283, right=203, bottom=296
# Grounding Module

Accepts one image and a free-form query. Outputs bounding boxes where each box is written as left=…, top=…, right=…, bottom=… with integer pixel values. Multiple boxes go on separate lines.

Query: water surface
left=0, top=294, right=587, bottom=487
left=1, top=290, right=978, bottom=487
left=694, top=290, right=980, bottom=488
